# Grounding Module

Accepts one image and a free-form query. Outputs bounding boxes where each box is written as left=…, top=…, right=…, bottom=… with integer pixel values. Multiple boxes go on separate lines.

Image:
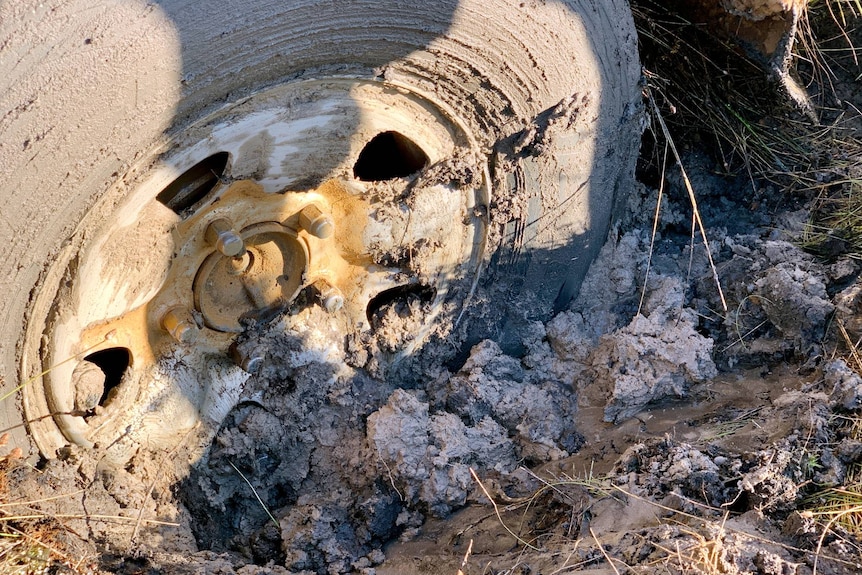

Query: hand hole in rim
left=353, top=131, right=428, bottom=182
left=156, top=151, right=230, bottom=216
left=77, top=347, right=131, bottom=415
left=366, top=284, right=436, bottom=326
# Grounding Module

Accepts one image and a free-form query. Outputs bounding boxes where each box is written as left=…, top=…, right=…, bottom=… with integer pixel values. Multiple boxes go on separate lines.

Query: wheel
left=0, top=0, right=642, bottom=460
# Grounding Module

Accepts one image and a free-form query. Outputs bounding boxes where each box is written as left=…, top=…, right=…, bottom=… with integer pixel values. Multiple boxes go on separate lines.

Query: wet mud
left=9, top=147, right=862, bottom=575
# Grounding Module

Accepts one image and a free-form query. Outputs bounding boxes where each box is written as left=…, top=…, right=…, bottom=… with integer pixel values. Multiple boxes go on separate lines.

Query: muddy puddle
left=572, top=365, right=809, bottom=476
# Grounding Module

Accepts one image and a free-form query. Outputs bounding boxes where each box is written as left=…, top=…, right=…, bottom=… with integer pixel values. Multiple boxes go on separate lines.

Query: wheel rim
left=24, top=78, right=489, bottom=457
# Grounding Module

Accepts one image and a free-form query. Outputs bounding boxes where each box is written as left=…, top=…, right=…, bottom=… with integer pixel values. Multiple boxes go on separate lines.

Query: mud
left=6, top=3, right=862, bottom=573
left=7, top=139, right=862, bottom=575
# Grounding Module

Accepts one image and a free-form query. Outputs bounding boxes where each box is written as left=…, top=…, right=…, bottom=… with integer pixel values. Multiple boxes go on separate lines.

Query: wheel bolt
left=230, top=342, right=264, bottom=374
left=312, top=279, right=344, bottom=313
left=161, top=307, right=198, bottom=343
left=206, top=218, right=245, bottom=257
left=228, top=250, right=253, bottom=276
left=298, top=204, right=334, bottom=239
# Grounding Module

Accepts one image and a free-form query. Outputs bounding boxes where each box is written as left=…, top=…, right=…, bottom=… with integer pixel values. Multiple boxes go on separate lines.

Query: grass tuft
left=633, top=0, right=862, bottom=247
left=804, top=414, right=862, bottom=536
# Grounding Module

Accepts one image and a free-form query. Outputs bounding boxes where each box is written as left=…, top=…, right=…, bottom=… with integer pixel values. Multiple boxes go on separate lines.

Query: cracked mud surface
left=10, top=149, right=862, bottom=575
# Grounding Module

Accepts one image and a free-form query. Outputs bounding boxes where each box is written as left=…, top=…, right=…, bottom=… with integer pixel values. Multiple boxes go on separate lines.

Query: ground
left=5, top=4, right=862, bottom=575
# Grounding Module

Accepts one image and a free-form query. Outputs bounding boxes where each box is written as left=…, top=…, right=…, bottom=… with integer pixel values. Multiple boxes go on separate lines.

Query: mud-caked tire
left=0, top=0, right=641, bottom=457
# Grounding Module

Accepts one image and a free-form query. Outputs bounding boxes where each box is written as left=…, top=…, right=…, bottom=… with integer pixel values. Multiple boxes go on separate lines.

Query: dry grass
left=634, top=1, right=862, bottom=217
left=799, top=411, right=862, bottom=575
left=794, top=2, right=862, bottom=260
left=645, top=516, right=732, bottom=575
left=0, top=435, right=94, bottom=575
left=804, top=414, right=862, bottom=530
left=801, top=179, right=862, bottom=260
left=477, top=470, right=858, bottom=575
left=643, top=86, right=729, bottom=312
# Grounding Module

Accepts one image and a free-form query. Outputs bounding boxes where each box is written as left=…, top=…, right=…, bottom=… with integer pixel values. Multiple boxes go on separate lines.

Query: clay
left=585, top=309, right=718, bottom=423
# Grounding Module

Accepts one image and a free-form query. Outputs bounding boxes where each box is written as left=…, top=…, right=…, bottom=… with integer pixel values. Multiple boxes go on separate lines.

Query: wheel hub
left=194, top=222, right=309, bottom=333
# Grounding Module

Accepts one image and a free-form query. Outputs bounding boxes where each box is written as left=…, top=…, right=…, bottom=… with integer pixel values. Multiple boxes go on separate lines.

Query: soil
left=7, top=8, right=862, bottom=575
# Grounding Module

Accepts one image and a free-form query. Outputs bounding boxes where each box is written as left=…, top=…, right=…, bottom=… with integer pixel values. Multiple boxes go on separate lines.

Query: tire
left=0, top=0, right=642, bottom=459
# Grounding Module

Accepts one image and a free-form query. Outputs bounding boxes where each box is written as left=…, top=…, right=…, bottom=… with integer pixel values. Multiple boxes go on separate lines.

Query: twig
left=469, top=467, right=539, bottom=551
left=589, top=527, right=622, bottom=575
left=547, top=540, right=582, bottom=575
left=1, top=490, right=85, bottom=508
left=378, top=454, right=404, bottom=502
left=456, top=538, right=473, bottom=575
left=812, top=504, right=862, bottom=575
left=638, top=141, right=669, bottom=318
left=0, top=331, right=117, bottom=404
left=647, top=87, right=728, bottom=312
left=837, top=319, right=862, bottom=373
left=0, top=514, right=177, bottom=526
left=228, top=460, right=280, bottom=530
left=725, top=294, right=775, bottom=352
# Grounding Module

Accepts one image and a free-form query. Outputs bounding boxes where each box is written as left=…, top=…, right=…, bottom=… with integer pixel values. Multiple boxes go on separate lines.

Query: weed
left=802, top=449, right=824, bottom=477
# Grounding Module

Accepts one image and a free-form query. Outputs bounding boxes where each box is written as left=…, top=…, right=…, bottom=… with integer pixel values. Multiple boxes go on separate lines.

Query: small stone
left=71, top=361, right=105, bottom=412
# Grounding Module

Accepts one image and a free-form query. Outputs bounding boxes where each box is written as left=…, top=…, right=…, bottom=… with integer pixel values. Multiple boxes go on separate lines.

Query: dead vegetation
left=635, top=0, right=860, bottom=186
left=804, top=413, right=862, bottom=552
left=0, top=434, right=94, bottom=575
left=635, top=0, right=862, bottom=263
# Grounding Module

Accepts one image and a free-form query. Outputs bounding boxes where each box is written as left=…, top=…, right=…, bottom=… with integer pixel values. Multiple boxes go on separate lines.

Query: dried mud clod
left=585, top=310, right=718, bottom=423
left=152, top=309, right=585, bottom=573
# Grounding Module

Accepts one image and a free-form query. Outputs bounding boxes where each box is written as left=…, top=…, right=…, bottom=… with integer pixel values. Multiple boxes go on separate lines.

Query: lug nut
left=312, top=279, right=344, bottom=313
left=161, top=307, right=198, bottom=343
left=206, top=218, right=246, bottom=257
left=298, top=204, right=334, bottom=239
left=230, top=342, right=264, bottom=374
